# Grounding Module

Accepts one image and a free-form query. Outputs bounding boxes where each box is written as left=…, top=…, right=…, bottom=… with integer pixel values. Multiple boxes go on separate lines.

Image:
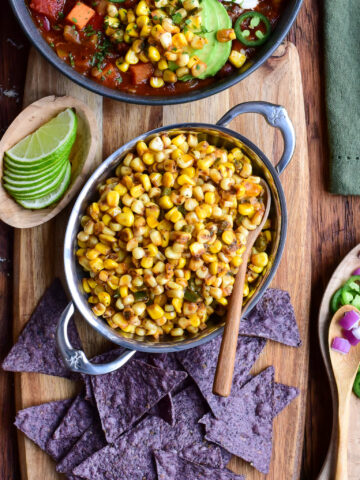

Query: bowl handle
left=56, top=302, right=136, bottom=375
left=216, top=101, right=295, bottom=175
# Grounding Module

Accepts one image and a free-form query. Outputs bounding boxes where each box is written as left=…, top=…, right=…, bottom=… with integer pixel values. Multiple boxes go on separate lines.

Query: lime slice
left=4, top=153, right=64, bottom=172
left=4, top=160, right=69, bottom=199
left=3, top=155, right=68, bottom=186
left=6, top=108, right=77, bottom=164
left=17, top=163, right=71, bottom=209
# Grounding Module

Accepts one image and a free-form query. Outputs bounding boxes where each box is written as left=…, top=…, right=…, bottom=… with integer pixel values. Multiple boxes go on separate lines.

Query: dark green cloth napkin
left=324, top=0, right=360, bottom=195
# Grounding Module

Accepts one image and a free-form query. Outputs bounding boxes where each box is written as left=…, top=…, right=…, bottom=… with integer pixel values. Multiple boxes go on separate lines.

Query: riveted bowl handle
left=216, top=101, right=295, bottom=175
left=57, top=302, right=136, bottom=375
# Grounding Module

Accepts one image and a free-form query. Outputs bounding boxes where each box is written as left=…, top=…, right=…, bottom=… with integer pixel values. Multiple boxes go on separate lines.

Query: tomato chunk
left=30, top=0, right=65, bottom=20
left=130, top=64, right=154, bottom=85
left=66, top=2, right=96, bottom=30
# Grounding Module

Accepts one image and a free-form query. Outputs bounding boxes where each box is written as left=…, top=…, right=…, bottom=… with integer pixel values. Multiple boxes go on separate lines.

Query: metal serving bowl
left=10, top=0, right=302, bottom=105
left=57, top=101, right=295, bottom=374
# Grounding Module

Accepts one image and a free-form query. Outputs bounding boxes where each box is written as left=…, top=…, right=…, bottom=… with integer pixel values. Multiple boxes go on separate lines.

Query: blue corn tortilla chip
left=240, top=289, right=301, bottom=347
left=241, top=374, right=299, bottom=418
left=14, top=399, right=72, bottom=454
left=151, top=353, right=190, bottom=395
left=46, top=394, right=97, bottom=461
left=73, top=415, right=164, bottom=480
left=177, top=335, right=266, bottom=418
left=91, top=359, right=187, bottom=443
left=200, top=367, right=275, bottom=474
left=2, top=278, right=81, bottom=378
left=154, top=450, right=245, bottom=480
left=161, top=386, right=223, bottom=468
left=149, top=392, right=175, bottom=426
left=273, top=382, right=299, bottom=417
left=81, top=349, right=149, bottom=403
left=56, top=420, right=106, bottom=476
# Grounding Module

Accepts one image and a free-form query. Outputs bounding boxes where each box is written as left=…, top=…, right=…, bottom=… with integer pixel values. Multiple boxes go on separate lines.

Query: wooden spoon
left=213, top=178, right=271, bottom=397
left=0, top=95, right=99, bottom=228
left=328, top=304, right=360, bottom=480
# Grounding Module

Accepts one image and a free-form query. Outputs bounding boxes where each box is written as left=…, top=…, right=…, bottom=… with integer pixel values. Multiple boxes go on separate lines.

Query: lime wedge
left=6, top=108, right=77, bottom=164
left=4, top=160, right=69, bottom=199
left=17, top=163, right=72, bottom=209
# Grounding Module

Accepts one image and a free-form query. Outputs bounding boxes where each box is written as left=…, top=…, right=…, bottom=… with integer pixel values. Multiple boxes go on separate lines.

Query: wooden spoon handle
left=213, top=262, right=247, bottom=397
left=334, top=391, right=351, bottom=480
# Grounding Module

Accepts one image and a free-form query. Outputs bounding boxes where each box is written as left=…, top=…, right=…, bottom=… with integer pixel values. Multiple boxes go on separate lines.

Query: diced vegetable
left=184, top=289, right=200, bottom=302
left=339, top=310, right=360, bottom=330
left=352, top=268, right=360, bottom=275
left=129, top=64, right=155, bottom=85
left=66, top=2, right=96, bottom=30
left=351, top=326, right=360, bottom=340
left=354, top=370, right=360, bottom=398
left=331, top=337, right=351, bottom=354
left=30, top=0, right=65, bottom=20
left=343, top=329, right=360, bottom=347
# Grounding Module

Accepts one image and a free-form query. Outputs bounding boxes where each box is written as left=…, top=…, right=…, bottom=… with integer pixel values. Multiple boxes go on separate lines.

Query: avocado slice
left=190, top=0, right=232, bottom=79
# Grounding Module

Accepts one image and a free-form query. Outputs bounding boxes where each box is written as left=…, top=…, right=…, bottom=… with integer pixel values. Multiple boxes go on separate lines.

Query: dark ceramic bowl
left=9, top=0, right=303, bottom=105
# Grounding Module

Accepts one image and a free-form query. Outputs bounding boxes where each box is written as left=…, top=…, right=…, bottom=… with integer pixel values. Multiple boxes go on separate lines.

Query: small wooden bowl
left=0, top=95, right=99, bottom=228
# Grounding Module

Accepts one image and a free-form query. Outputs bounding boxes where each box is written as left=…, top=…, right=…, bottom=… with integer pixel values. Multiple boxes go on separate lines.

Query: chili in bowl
left=10, top=0, right=303, bottom=104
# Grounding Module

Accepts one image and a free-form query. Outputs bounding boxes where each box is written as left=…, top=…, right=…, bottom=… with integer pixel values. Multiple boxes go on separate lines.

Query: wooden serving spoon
left=328, top=304, right=360, bottom=480
left=0, top=95, right=99, bottom=228
left=213, top=178, right=271, bottom=397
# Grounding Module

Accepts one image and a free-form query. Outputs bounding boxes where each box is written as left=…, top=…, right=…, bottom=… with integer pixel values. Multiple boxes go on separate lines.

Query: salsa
left=28, top=0, right=284, bottom=96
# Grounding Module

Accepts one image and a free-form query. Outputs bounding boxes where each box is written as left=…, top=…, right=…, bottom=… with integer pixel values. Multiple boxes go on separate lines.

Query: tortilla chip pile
left=2, top=279, right=302, bottom=479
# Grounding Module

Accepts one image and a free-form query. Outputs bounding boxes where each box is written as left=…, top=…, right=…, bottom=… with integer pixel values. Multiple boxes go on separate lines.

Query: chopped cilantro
left=58, top=12, right=64, bottom=19
left=116, top=76, right=123, bottom=83
left=72, top=17, right=77, bottom=23
left=49, top=42, right=54, bottom=47
left=90, top=35, right=112, bottom=70
left=84, top=24, right=96, bottom=36
left=172, top=12, right=183, bottom=24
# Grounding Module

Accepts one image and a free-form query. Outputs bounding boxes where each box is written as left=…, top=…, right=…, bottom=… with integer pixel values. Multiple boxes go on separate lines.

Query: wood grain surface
left=10, top=40, right=310, bottom=480
left=0, top=0, right=353, bottom=479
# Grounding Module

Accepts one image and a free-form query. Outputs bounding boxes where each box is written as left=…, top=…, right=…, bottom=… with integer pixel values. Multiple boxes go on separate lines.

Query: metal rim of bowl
left=64, top=122, right=287, bottom=353
left=9, top=0, right=303, bottom=106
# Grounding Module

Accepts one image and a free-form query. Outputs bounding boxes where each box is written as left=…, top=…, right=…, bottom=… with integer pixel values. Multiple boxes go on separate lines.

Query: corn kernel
left=147, top=304, right=165, bottom=320
left=172, top=298, right=183, bottom=313
left=82, top=278, right=91, bottom=293
left=89, top=258, right=104, bottom=273
left=251, top=252, right=269, bottom=268
left=158, top=59, right=168, bottom=71
left=229, top=50, right=247, bottom=68
left=136, top=0, right=150, bottom=15
left=141, top=256, right=154, bottom=268
left=147, top=216, right=159, bottom=228
left=116, top=211, right=134, bottom=227
left=159, top=195, right=174, bottom=210
left=140, top=174, right=151, bottom=191
left=222, top=230, right=235, bottom=245
left=103, top=259, right=119, bottom=270
left=92, top=303, right=106, bottom=316
left=125, top=49, right=139, bottom=64
left=98, top=291, right=111, bottom=307
left=217, top=297, right=228, bottom=306
left=238, top=203, right=255, bottom=216
left=209, top=239, right=222, bottom=254
left=150, top=76, right=165, bottom=88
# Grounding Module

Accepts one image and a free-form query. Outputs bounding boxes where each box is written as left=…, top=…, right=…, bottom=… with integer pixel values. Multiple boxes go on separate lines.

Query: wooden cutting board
left=14, top=41, right=310, bottom=480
